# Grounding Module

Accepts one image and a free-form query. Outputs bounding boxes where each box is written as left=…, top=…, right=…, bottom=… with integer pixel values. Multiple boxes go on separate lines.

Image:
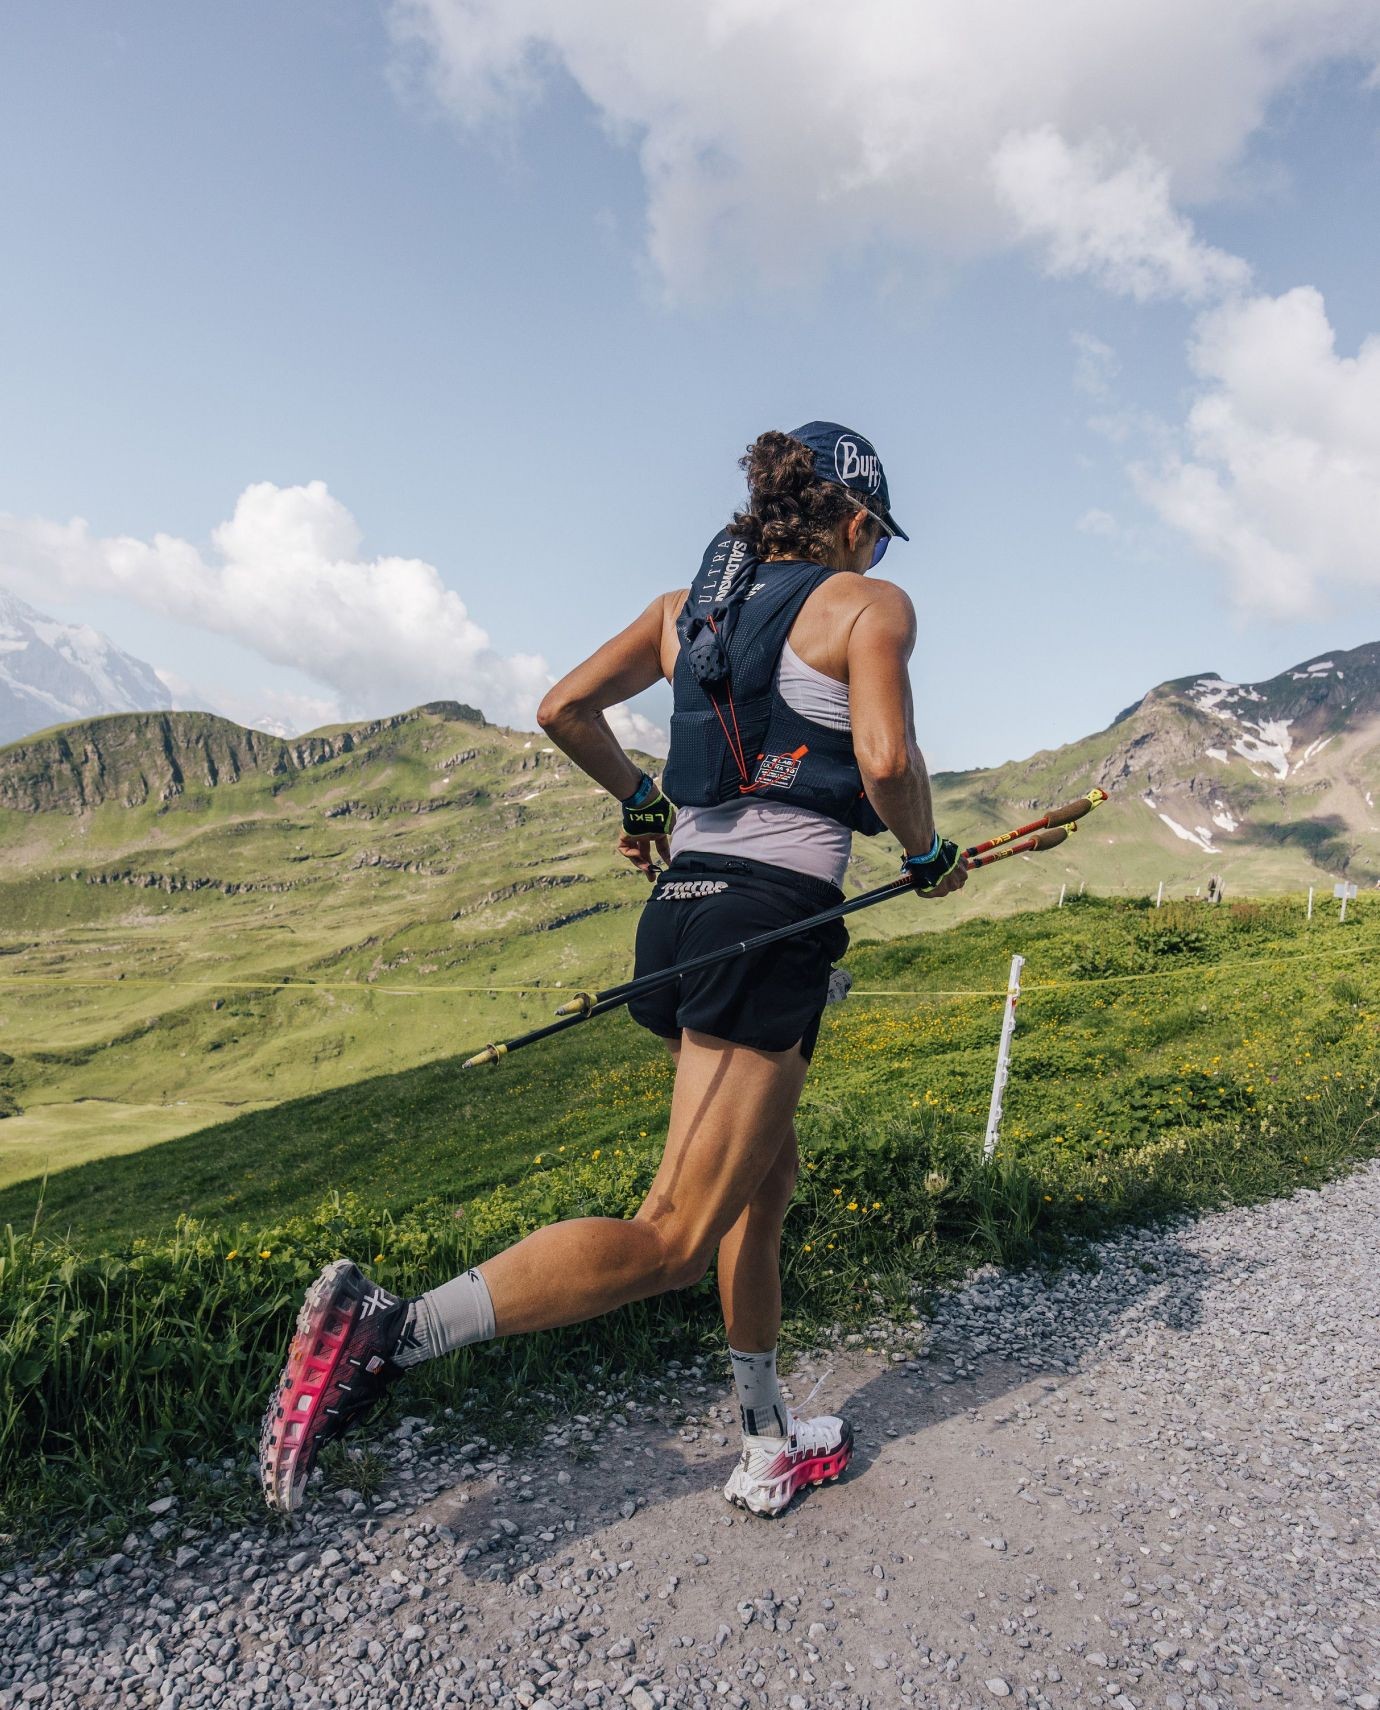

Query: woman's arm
left=536, top=593, right=671, bottom=799
left=846, top=581, right=964, bottom=897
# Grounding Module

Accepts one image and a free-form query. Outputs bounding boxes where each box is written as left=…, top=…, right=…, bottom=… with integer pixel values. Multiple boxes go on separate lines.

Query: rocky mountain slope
left=0, top=702, right=486, bottom=814
left=0, top=590, right=171, bottom=746
left=937, top=638, right=1380, bottom=891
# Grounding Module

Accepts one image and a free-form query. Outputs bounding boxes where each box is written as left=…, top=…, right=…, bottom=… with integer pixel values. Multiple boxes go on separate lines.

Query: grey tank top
left=670, top=642, right=854, bottom=886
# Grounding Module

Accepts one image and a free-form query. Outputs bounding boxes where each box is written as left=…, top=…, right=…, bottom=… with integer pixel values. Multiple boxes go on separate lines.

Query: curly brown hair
left=727, top=430, right=879, bottom=565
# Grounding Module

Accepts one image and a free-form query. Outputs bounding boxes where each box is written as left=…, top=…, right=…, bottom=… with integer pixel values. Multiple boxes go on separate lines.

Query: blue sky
left=2, top=2, right=1378, bottom=768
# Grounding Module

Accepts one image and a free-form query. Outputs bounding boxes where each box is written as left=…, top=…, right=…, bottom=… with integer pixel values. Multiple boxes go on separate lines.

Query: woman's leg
left=476, top=1030, right=811, bottom=1335
left=716, top=1124, right=800, bottom=1353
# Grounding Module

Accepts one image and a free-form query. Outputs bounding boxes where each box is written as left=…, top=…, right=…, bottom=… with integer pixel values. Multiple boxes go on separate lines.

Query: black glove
left=621, top=773, right=676, bottom=839
left=902, top=832, right=962, bottom=892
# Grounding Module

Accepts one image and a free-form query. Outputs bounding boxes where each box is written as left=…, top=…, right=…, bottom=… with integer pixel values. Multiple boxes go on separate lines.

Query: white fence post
left=1307, top=887, right=1314, bottom=920
left=1057, top=883, right=1066, bottom=909
left=982, top=954, right=1025, bottom=1164
left=1155, top=880, right=1164, bottom=908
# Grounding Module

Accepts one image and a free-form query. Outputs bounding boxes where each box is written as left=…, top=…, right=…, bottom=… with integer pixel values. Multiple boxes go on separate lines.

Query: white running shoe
left=722, top=1408, right=853, bottom=1517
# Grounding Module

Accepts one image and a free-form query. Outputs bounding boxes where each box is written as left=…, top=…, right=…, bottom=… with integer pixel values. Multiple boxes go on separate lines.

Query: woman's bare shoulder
left=810, top=571, right=913, bottom=622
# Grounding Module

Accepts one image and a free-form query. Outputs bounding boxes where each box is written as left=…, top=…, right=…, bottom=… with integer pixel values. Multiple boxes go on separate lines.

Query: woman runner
left=260, top=422, right=965, bottom=1517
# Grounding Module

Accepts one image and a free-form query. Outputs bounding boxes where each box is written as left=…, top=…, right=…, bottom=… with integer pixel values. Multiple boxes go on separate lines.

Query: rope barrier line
left=0, top=975, right=558, bottom=997
left=0, top=930, right=1370, bottom=1005
left=850, top=936, right=1375, bottom=1000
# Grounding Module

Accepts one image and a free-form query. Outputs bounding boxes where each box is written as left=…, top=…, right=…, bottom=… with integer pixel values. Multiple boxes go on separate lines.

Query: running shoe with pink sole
left=259, top=1258, right=414, bottom=1513
left=722, top=1408, right=853, bottom=1517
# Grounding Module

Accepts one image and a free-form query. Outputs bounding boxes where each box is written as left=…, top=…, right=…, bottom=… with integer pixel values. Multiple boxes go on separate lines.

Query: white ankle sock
left=394, top=1268, right=496, bottom=1368
left=729, top=1345, right=786, bottom=1438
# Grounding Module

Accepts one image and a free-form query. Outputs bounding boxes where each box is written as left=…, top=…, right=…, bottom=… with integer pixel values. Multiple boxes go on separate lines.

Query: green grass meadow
left=1, top=890, right=1376, bottom=1552
left=5, top=700, right=1362, bottom=1198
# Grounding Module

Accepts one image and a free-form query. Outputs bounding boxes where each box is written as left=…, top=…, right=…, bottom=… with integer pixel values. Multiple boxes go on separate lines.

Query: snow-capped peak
left=0, top=588, right=172, bottom=746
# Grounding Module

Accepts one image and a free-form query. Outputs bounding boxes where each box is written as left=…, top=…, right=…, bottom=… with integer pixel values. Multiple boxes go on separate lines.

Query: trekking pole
left=961, top=788, right=1106, bottom=859
left=461, top=791, right=1105, bottom=1068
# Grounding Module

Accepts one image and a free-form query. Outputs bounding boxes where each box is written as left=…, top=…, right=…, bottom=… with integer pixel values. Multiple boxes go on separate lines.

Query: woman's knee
left=663, top=1241, right=715, bottom=1292
left=636, top=1211, right=717, bottom=1293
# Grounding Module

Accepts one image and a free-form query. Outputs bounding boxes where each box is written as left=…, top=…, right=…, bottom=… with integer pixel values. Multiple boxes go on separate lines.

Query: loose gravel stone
left=4, top=1163, right=1379, bottom=1710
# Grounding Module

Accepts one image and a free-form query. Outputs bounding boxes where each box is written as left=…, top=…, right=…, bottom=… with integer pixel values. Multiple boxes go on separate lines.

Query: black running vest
left=661, top=529, right=885, bottom=836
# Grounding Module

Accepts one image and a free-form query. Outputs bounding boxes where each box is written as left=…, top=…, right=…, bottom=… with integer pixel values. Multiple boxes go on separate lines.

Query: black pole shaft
left=462, top=874, right=913, bottom=1067
left=462, top=791, right=1103, bottom=1068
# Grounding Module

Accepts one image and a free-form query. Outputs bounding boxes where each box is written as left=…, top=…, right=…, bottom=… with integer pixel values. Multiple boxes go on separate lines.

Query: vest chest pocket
left=663, top=693, right=774, bottom=807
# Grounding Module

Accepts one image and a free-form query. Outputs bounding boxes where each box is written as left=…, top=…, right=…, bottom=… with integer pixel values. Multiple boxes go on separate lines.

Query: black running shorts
left=628, top=852, right=849, bottom=1060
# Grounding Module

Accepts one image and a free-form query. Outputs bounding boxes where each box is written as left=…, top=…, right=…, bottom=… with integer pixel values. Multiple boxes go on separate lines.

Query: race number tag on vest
left=753, top=751, right=805, bottom=789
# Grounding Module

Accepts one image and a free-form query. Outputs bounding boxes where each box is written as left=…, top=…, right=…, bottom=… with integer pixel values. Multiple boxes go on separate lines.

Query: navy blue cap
left=787, top=421, right=908, bottom=541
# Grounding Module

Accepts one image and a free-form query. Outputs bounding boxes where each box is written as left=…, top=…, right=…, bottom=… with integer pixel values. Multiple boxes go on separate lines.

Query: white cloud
left=1072, top=332, right=1119, bottom=399
left=153, top=666, right=344, bottom=738
left=234, top=687, right=347, bottom=738
left=389, top=0, right=1380, bottom=296
left=0, top=482, right=552, bottom=728
left=605, top=701, right=668, bottom=757
left=991, top=128, right=1250, bottom=302
left=1076, top=508, right=1118, bottom=538
left=1136, top=287, right=1380, bottom=616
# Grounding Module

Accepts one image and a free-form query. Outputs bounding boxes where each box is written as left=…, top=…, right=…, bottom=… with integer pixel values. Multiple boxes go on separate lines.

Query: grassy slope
left=2, top=696, right=1375, bottom=1190
left=4, top=895, right=1374, bottom=1250
left=2, top=894, right=1375, bottom=1548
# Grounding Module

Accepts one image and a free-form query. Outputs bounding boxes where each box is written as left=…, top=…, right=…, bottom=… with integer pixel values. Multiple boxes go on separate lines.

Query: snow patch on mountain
left=1292, top=735, right=1333, bottom=773
left=1233, top=718, right=1293, bottom=780
left=0, top=590, right=171, bottom=746
left=1188, top=677, right=1265, bottom=716
left=1158, top=812, right=1218, bottom=853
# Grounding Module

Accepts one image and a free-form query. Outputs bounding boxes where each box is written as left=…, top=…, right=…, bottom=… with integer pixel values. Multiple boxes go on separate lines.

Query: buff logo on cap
left=834, top=436, right=882, bottom=495
left=786, top=419, right=908, bottom=540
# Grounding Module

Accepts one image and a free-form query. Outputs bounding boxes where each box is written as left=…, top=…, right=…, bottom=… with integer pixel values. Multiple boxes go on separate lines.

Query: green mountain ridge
left=0, top=700, right=489, bottom=813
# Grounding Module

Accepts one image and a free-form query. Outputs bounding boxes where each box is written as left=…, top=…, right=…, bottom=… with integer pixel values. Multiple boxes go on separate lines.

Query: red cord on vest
left=705, top=616, right=751, bottom=784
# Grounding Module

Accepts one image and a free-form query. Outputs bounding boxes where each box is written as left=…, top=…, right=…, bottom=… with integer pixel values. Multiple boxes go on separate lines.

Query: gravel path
left=4, top=1163, right=1379, bottom=1710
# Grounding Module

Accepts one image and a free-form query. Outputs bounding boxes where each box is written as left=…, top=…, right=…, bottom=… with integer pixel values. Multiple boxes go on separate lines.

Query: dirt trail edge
left=5, top=1163, right=1379, bottom=1710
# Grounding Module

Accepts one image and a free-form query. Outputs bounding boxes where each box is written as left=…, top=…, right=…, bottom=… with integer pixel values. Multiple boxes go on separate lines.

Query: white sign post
left=1335, top=881, right=1358, bottom=923
left=982, top=954, right=1025, bottom=1164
